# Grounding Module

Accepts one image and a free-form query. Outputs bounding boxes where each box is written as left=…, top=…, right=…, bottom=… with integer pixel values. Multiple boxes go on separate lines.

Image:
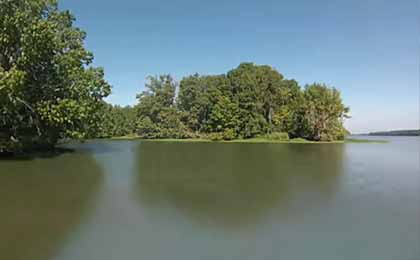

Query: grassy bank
left=110, top=136, right=387, bottom=144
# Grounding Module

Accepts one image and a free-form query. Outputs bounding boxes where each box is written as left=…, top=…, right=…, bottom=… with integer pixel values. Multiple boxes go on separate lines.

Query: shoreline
left=109, top=136, right=388, bottom=144
left=0, top=137, right=388, bottom=158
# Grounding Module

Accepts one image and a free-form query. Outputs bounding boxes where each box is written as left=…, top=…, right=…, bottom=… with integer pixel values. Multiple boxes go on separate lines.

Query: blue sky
left=60, top=0, right=418, bottom=133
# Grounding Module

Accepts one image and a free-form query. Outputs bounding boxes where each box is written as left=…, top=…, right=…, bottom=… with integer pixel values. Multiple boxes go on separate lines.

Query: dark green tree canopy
left=0, top=0, right=111, bottom=152
left=178, top=74, right=231, bottom=133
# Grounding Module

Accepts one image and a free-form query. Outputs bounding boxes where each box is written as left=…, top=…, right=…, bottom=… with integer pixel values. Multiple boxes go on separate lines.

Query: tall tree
left=227, top=63, right=286, bottom=136
left=178, top=74, right=230, bottom=133
left=206, top=95, right=240, bottom=139
left=271, top=79, right=302, bottom=136
left=136, top=75, right=189, bottom=138
left=0, top=0, right=110, bottom=152
left=177, top=74, right=209, bottom=132
left=298, top=83, right=350, bottom=141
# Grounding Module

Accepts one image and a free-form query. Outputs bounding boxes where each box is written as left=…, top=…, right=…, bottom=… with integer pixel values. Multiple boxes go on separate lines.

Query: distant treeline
left=96, top=63, right=350, bottom=142
left=1, top=1, right=350, bottom=153
left=369, top=130, right=420, bottom=136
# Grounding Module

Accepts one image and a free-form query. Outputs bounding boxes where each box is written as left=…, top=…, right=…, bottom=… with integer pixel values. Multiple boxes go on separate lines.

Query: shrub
left=209, top=132, right=223, bottom=141
left=222, top=129, right=236, bottom=140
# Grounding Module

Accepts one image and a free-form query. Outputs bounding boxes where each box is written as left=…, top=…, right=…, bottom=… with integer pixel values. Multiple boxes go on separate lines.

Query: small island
left=96, top=63, right=350, bottom=145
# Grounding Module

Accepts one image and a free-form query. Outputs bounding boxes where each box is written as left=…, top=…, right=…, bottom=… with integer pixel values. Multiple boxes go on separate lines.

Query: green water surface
left=0, top=137, right=419, bottom=260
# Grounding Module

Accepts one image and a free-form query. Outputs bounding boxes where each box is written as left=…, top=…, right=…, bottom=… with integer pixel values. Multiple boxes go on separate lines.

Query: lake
left=0, top=137, right=419, bottom=260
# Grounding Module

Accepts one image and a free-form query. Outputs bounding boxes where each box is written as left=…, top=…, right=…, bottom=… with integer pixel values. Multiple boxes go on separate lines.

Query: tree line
left=101, top=64, right=349, bottom=141
left=96, top=64, right=350, bottom=142
left=1, top=0, right=349, bottom=153
left=368, top=130, right=419, bottom=136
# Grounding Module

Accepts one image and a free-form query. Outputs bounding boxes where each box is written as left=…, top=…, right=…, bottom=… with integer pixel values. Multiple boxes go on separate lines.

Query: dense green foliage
left=0, top=0, right=110, bottom=152
left=298, top=84, right=350, bottom=141
left=135, top=63, right=349, bottom=141
left=95, top=103, right=136, bottom=138
left=135, top=75, right=190, bottom=139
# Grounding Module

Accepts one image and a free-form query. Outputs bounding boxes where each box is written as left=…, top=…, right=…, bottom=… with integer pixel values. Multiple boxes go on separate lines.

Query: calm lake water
left=0, top=137, right=419, bottom=260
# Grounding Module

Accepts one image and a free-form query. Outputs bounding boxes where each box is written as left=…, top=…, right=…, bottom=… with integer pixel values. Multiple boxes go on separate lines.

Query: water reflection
left=0, top=151, right=104, bottom=260
left=135, top=142, right=345, bottom=229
